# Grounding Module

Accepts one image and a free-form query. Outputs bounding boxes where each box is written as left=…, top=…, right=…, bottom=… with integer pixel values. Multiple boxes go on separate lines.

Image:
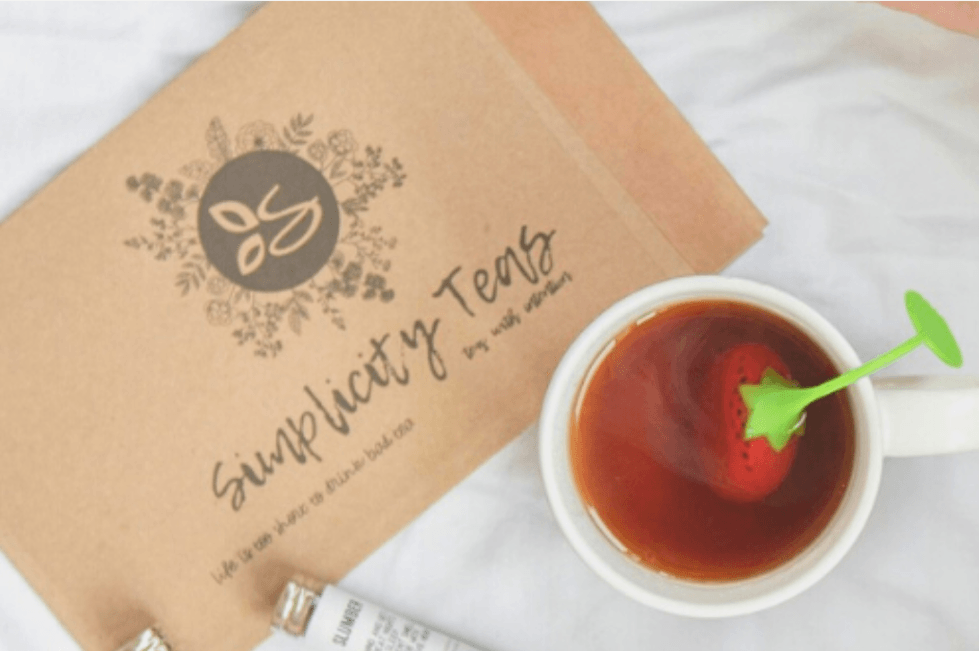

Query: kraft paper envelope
left=0, top=3, right=765, bottom=651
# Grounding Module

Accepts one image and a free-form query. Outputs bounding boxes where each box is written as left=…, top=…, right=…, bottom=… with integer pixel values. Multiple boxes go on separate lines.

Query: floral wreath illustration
left=125, top=115, right=405, bottom=358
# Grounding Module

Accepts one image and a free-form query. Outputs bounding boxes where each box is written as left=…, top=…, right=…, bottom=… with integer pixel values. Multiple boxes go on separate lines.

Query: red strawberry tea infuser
left=705, top=343, right=802, bottom=502
left=710, top=290, right=962, bottom=502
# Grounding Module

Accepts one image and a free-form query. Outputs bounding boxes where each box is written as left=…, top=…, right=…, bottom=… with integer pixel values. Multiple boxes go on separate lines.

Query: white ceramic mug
left=538, top=276, right=979, bottom=617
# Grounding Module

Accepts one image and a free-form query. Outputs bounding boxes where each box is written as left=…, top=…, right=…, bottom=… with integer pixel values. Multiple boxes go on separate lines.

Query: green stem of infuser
left=744, top=292, right=961, bottom=452
left=803, top=333, right=925, bottom=403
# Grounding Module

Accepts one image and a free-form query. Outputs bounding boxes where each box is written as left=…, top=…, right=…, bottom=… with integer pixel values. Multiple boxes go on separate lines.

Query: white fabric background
left=1, top=2, right=978, bottom=650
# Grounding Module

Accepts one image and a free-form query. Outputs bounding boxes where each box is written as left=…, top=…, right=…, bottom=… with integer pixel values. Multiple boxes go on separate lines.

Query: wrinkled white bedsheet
left=1, top=3, right=977, bottom=650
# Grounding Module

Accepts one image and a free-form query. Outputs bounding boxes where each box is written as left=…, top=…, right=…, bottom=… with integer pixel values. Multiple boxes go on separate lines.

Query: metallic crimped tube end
left=271, top=574, right=325, bottom=637
left=115, top=628, right=172, bottom=651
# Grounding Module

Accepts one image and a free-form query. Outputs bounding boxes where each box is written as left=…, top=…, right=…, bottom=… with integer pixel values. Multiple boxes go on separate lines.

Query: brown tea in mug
left=570, top=300, right=855, bottom=581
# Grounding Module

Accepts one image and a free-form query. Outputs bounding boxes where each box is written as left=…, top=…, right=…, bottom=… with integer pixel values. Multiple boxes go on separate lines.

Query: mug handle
left=874, top=376, right=979, bottom=457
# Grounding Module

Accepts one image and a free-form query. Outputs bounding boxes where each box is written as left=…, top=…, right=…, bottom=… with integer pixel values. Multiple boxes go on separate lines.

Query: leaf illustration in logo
left=208, top=200, right=260, bottom=234
left=179, top=159, right=215, bottom=183
left=206, top=117, right=233, bottom=162
left=237, top=233, right=266, bottom=277
left=288, top=309, right=302, bottom=336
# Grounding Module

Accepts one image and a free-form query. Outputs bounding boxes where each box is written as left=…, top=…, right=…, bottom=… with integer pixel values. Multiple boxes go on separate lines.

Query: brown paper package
left=0, top=4, right=764, bottom=651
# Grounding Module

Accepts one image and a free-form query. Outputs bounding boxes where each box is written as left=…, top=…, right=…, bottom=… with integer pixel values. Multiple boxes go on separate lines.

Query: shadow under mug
left=538, top=276, right=979, bottom=617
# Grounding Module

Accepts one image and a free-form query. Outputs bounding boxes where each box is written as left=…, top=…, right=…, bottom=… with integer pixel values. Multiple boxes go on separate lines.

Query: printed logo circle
left=198, top=150, right=340, bottom=292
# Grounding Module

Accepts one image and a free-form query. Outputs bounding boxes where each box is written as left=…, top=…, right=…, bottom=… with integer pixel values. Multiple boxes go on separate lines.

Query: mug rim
left=538, top=276, right=883, bottom=617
